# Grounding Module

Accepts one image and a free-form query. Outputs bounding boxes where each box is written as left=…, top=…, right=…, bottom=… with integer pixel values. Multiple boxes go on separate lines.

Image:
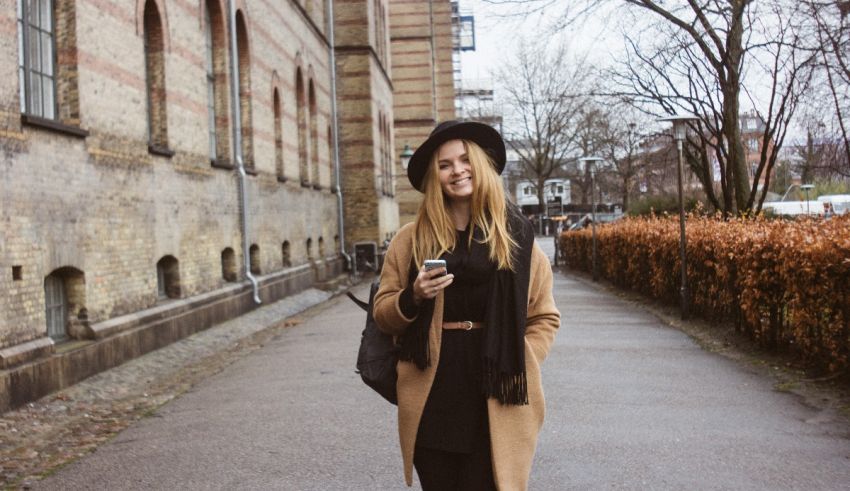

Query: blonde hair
left=412, top=140, right=517, bottom=271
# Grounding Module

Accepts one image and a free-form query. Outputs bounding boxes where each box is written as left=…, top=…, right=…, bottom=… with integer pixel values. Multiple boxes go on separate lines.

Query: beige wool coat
left=373, top=222, right=561, bottom=491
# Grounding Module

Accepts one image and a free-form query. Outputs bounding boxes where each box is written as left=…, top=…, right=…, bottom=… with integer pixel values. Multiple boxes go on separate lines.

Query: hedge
left=559, top=215, right=850, bottom=374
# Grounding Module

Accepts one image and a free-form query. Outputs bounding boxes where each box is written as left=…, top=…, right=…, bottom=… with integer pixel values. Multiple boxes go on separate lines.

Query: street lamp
left=658, top=114, right=699, bottom=320
left=579, top=156, right=604, bottom=282
left=801, top=183, right=814, bottom=215
left=780, top=183, right=800, bottom=202
left=400, top=144, right=414, bottom=171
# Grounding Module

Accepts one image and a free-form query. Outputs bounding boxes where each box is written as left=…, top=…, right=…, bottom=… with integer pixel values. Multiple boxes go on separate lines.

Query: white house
left=515, top=178, right=572, bottom=215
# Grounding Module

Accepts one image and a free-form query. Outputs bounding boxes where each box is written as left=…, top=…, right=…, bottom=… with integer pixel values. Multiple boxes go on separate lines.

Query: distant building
left=708, top=111, right=776, bottom=188
left=515, top=179, right=572, bottom=216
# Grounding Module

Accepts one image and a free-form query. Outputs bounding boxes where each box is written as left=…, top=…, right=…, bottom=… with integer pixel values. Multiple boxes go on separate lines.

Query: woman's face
left=436, top=139, right=473, bottom=203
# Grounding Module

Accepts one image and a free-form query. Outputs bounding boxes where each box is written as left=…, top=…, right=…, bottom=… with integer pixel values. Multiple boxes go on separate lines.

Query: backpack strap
left=346, top=291, right=369, bottom=312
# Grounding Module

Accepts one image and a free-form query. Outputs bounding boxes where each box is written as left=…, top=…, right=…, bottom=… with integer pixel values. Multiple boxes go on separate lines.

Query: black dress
left=400, top=225, right=496, bottom=453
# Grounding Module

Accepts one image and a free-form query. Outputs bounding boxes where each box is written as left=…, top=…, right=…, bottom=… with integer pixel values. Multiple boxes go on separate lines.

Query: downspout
left=428, top=0, right=437, bottom=118
left=327, top=0, right=353, bottom=271
left=227, top=0, right=261, bottom=304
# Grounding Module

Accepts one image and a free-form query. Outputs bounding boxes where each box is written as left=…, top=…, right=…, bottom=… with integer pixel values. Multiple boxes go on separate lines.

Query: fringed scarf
left=397, top=206, right=535, bottom=405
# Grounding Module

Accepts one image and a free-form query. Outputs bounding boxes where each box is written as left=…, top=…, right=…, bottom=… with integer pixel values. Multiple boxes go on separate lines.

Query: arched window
left=144, top=0, right=169, bottom=152
left=296, top=68, right=308, bottom=186
left=282, top=241, right=291, bottom=267
left=204, top=0, right=230, bottom=164
left=17, top=0, right=81, bottom=126
left=156, top=256, right=181, bottom=299
left=235, top=10, right=253, bottom=169
left=308, top=80, right=319, bottom=187
left=44, top=274, right=67, bottom=341
left=306, top=238, right=313, bottom=260
left=249, top=244, right=261, bottom=275
left=221, top=247, right=237, bottom=282
left=44, top=267, right=87, bottom=342
left=18, top=0, right=56, bottom=119
left=273, top=87, right=284, bottom=179
left=318, top=237, right=325, bottom=258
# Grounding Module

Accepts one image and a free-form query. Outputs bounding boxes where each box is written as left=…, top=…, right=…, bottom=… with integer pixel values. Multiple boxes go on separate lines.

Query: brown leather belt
left=442, top=321, right=484, bottom=330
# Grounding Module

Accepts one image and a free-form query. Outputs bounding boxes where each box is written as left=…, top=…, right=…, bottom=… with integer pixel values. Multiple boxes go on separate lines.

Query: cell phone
left=423, top=259, right=447, bottom=276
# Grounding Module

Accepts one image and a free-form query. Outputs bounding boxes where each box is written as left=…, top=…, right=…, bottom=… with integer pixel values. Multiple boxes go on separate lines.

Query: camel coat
left=374, top=223, right=560, bottom=491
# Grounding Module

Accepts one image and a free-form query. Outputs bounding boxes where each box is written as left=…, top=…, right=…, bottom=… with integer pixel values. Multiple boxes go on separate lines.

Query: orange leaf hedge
left=560, top=215, right=850, bottom=374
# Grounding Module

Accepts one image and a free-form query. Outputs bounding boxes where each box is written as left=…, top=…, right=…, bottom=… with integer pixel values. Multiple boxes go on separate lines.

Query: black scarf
left=398, top=206, right=534, bottom=405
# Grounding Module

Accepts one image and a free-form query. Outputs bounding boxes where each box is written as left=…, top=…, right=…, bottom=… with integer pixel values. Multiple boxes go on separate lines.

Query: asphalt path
left=37, top=239, right=850, bottom=490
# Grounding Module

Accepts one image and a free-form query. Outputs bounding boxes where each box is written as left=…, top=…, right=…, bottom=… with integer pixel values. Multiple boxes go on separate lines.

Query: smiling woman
left=372, top=120, right=561, bottom=490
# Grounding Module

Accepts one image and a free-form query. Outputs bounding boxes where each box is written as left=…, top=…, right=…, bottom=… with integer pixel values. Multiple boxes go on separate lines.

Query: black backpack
left=347, top=280, right=399, bottom=405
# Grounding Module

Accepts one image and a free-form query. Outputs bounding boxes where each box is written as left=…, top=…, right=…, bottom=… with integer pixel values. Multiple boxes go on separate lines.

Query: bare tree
left=803, top=1, right=850, bottom=177
left=497, top=40, right=592, bottom=225
left=488, top=0, right=817, bottom=216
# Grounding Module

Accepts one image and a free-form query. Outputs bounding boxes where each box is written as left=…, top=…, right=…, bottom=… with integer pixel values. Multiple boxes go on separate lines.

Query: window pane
left=30, top=74, right=41, bottom=115
left=40, top=0, right=52, bottom=32
left=25, top=0, right=35, bottom=25
left=41, top=74, right=54, bottom=118
left=41, top=31, right=53, bottom=76
left=29, top=26, right=40, bottom=71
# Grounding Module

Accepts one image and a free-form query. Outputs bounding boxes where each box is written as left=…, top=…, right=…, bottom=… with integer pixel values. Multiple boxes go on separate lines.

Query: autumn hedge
left=559, top=215, right=850, bottom=374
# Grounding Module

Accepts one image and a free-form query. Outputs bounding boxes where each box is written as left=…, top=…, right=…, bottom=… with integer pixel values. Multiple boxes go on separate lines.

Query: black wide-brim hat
left=407, top=120, right=506, bottom=192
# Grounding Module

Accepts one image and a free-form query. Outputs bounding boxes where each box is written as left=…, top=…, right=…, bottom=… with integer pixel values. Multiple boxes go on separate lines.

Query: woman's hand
left=412, top=265, right=454, bottom=305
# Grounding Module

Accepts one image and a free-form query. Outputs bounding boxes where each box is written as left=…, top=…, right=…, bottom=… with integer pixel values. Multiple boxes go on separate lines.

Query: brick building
left=2, top=0, right=469, bottom=411
left=0, top=0, right=397, bottom=410
left=389, top=0, right=456, bottom=225
left=334, top=0, right=399, bottom=249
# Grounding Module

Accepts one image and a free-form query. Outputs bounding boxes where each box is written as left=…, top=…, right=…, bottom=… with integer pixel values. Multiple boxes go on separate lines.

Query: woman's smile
left=437, top=139, right=474, bottom=201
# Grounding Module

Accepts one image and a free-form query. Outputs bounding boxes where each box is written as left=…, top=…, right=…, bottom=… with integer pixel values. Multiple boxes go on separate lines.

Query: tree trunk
left=621, top=176, right=630, bottom=213
left=724, top=6, right=750, bottom=215
left=537, top=179, right=546, bottom=235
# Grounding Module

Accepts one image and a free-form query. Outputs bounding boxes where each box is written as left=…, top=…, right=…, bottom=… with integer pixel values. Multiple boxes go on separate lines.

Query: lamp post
left=400, top=144, right=413, bottom=172
left=579, top=156, right=604, bottom=282
left=801, top=183, right=814, bottom=215
left=659, top=114, right=699, bottom=319
left=780, top=183, right=800, bottom=202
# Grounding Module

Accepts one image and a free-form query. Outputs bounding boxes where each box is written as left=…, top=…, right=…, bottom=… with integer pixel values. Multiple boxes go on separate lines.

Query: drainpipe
left=428, top=0, right=437, bottom=118
left=228, top=0, right=261, bottom=304
left=327, top=0, right=353, bottom=272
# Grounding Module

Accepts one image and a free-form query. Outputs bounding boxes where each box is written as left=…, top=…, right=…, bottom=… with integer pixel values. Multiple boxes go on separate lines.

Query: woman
left=373, top=120, right=560, bottom=490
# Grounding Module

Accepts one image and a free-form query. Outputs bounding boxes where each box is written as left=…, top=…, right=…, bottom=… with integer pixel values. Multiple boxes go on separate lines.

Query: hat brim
left=407, top=122, right=506, bottom=192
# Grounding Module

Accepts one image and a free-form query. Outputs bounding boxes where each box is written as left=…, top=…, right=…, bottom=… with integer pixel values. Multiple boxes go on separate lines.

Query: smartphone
left=423, top=259, right=447, bottom=276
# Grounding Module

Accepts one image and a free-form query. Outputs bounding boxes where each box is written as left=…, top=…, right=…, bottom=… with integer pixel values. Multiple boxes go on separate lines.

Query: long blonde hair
left=412, top=140, right=517, bottom=271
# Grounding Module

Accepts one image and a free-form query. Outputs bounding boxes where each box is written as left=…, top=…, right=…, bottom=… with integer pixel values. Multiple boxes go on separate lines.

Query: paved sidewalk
left=28, top=244, right=850, bottom=489
left=1, top=288, right=338, bottom=487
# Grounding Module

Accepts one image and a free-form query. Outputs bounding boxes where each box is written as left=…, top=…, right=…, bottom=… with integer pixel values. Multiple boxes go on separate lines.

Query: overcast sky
left=459, top=0, right=621, bottom=88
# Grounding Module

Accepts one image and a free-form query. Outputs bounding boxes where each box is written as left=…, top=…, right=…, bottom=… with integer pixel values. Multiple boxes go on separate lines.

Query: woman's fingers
left=412, top=266, right=453, bottom=303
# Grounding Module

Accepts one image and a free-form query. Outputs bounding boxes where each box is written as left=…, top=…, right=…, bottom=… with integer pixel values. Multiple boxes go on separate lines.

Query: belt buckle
left=463, top=321, right=473, bottom=330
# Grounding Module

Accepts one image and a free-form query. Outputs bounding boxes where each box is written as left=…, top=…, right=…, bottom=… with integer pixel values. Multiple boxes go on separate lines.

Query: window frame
left=18, top=0, right=58, bottom=120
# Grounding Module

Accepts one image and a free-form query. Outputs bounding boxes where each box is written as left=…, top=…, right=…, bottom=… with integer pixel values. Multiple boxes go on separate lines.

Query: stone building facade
left=389, top=0, right=456, bottom=225
left=0, top=0, right=345, bottom=411
left=334, top=0, right=399, bottom=250
left=0, top=0, right=460, bottom=412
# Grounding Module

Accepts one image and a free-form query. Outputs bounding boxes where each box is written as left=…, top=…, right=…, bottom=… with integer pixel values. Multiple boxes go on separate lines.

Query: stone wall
left=389, top=0, right=456, bottom=226
left=0, top=0, right=340, bottom=354
left=334, top=0, right=399, bottom=251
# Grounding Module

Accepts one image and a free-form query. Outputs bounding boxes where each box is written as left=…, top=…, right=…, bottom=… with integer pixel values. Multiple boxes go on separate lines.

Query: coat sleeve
left=373, top=232, right=417, bottom=336
left=524, top=242, right=560, bottom=363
